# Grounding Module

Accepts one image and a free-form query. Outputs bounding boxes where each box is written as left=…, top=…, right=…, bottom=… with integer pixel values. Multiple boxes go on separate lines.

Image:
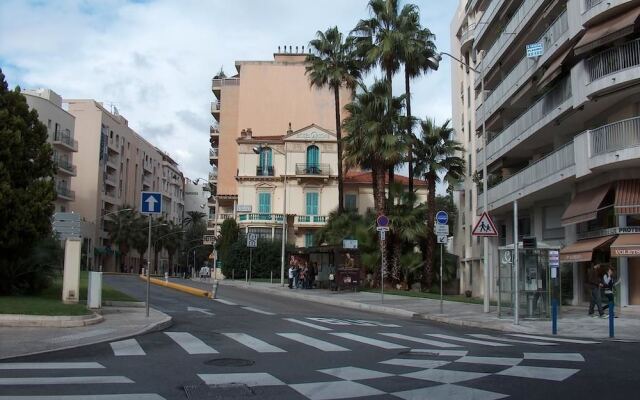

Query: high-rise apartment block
left=451, top=0, right=640, bottom=309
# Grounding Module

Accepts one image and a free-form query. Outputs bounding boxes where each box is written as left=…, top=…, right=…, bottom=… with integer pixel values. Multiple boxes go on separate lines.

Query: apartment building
left=451, top=0, right=640, bottom=309
left=184, top=177, right=211, bottom=219
left=66, top=99, right=184, bottom=272
left=22, top=89, right=78, bottom=214
left=209, top=48, right=351, bottom=232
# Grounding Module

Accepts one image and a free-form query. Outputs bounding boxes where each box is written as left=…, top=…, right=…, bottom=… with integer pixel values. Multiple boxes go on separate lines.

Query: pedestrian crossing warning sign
left=472, top=212, right=498, bottom=237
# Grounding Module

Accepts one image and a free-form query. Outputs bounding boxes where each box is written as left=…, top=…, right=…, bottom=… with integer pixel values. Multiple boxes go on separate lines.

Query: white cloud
left=0, top=0, right=455, bottom=182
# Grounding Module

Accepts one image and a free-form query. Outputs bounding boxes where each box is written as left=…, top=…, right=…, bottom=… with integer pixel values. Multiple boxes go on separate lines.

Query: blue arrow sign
left=436, top=210, right=448, bottom=225
left=141, top=191, right=162, bottom=214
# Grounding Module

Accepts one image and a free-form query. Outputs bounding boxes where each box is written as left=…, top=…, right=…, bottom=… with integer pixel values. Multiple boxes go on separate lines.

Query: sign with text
left=203, top=235, right=216, bottom=245
left=526, top=42, right=544, bottom=58
left=435, top=224, right=449, bottom=235
left=343, top=239, right=358, bottom=249
left=247, top=233, right=258, bottom=248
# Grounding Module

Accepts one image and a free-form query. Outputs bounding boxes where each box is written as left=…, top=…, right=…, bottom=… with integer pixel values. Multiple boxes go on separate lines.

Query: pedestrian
left=293, top=265, right=300, bottom=289
left=602, top=266, right=619, bottom=317
left=586, top=263, right=605, bottom=318
left=288, top=265, right=294, bottom=289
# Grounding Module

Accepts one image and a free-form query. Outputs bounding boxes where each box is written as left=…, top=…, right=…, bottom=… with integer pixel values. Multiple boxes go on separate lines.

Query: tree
left=183, top=211, right=206, bottom=227
left=414, top=118, right=465, bottom=289
left=160, top=222, right=183, bottom=274
left=131, top=215, right=150, bottom=272
left=0, top=69, right=57, bottom=295
left=216, top=219, right=239, bottom=267
left=105, top=205, right=138, bottom=268
left=306, top=27, right=362, bottom=213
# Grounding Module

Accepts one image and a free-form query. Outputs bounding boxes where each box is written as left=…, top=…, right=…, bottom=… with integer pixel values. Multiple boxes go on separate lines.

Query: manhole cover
left=184, top=383, right=255, bottom=399
left=205, top=358, right=255, bottom=367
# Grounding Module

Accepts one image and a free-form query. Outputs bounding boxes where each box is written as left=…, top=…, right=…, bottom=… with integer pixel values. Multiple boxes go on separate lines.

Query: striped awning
left=561, top=184, right=611, bottom=226
left=574, top=5, right=640, bottom=55
left=560, top=236, right=616, bottom=263
left=615, top=180, right=640, bottom=215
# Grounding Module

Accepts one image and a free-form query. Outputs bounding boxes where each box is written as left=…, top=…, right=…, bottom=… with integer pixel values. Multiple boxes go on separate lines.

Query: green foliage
left=182, top=214, right=209, bottom=270
left=0, top=69, right=57, bottom=295
left=0, top=236, right=63, bottom=295
left=216, top=219, right=239, bottom=266
left=221, top=235, right=291, bottom=279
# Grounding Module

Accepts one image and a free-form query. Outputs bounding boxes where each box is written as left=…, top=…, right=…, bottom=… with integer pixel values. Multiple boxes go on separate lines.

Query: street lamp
left=253, top=144, right=288, bottom=287
left=430, top=51, right=491, bottom=313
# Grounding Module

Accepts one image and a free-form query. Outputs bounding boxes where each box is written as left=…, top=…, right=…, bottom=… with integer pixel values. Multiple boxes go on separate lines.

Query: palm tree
left=105, top=205, right=137, bottom=268
left=156, top=222, right=183, bottom=274
left=414, top=118, right=465, bottom=290
left=183, top=211, right=206, bottom=227
left=306, top=27, right=362, bottom=213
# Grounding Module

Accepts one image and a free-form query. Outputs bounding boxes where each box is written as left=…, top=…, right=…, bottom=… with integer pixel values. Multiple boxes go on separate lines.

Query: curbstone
left=102, top=301, right=145, bottom=308
left=140, top=275, right=211, bottom=298
left=0, top=313, right=104, bottom=328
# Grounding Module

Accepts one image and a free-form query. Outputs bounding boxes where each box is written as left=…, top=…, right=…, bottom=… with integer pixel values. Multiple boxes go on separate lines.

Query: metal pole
left=146, top=215, right=151, bottom=318
left=440, top=243, right=444, bottom=314
left=609, top=300, right=615, bottom=338
left=380, top=231, right=385, bottom=303
left=249, top=247, right=252, bottom=285
left=513, top=199, right=519, bottom=325
left=481, top=67, right=490, bottom=314
left=280, top=147, right=287, bottom=287
left=552, top=298, right=558, bottom=335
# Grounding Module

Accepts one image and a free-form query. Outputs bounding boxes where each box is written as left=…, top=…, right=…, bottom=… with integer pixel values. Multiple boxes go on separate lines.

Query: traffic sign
left=203, top=235, right=215, bottom=245
left=472, top=212, right=498, bottom=237
left=53, top=212, right=81, bottom=240
left=379, top=230, right=386, bottom=241
left=141, top=191, right=162, bottom=214
left=247, top=233, right=258, bottom=248
left=437, top=235, right=447, bottom=244
left=376, top=215, right=389, bottom=228
left=435, top=224, right=449, bottom=235
left=436, top=210, right=448, bottom=225
left=343, top=239, right=358, bottom=249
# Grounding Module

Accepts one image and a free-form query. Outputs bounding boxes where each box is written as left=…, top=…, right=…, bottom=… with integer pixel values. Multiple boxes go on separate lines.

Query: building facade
left=184, top=177, right=211, bottom=219
left=451, top=0, right=640, bottom=307
left=66, top=99, right=184, bottom=272
left=22, top=89, right=78, bottom=214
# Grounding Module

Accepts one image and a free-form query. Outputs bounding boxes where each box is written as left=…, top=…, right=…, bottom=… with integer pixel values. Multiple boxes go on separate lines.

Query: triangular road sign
left=472, top=212, right=498, bottom=237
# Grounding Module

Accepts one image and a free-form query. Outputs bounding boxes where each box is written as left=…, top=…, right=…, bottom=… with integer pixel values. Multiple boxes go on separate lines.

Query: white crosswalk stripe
left=110, top=339, right=146, bottom=356
left=0, top=395, right=165, bottom=400
left=508, top=334, right=599, bottom=344
left=198, top=373, right=284, bottom=386
left=523, top=353, right=585, bottom=362
left=213, top=298, right=237, bottom=306
left=283, top=318, right=333, bottom=331
left=426, top=334, right=511, bottom=347
left=0, top=376, right=133, bottom=385
left=379, top=333, right=462, bottom=348
left=242, top=306, right=275, bottom=315
left=165, top=332, right=218, bottom=354
left=0, top=362, right=104, bottom=370
left=468, top=334, right=557, bottom=346
left=277, top=333, right=350, bottom=352
left=330, top=333, right=407, bottom=349
left=456, top=356, right=522, bottom=366
left=222, top=333, right=285, bottom=353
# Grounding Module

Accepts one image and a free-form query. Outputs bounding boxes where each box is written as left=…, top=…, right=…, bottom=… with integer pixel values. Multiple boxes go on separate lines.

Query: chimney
left=289, top=45, right=292, bottom=53
left=295, top=46, right=298, bottom=53
left=302, top=45, right=304, bottom=53
left=278, top=46, right=281, bottom=53
left=247, top=128, right=253, bottom=138
left=241, top=128, right=246, bottom=137
left=287, top=122, right=293, bottom=135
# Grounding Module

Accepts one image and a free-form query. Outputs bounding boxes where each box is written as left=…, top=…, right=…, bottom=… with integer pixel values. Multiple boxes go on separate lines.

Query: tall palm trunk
left=423, top=174, right=437, bottom=290
left=374, top=165, right=387, bottom=288
left=405, top=69, right=414, bottom=193
left=385, top=68, right=395, bottom=207
left=334, top=86, right=344, bottom=214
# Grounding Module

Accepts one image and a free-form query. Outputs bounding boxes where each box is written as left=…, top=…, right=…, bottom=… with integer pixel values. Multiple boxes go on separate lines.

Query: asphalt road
left=1, top=275, right=638, bottom=400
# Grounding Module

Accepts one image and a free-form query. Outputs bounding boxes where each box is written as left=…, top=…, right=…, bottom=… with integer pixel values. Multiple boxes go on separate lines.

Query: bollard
left=164, top=272, right=168, bottom=282
left=232, top=269, right=235, bottom=280
left=245, top=270, right=248, bottom=282
left=609, top=301, right=615, bottom=338
left=270, top=270, right=273, bottom=284
left=551, top=299, right=558, bottom=335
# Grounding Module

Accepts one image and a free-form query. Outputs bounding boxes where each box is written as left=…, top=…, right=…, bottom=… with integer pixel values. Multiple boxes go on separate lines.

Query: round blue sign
left=436, top=211, right=448, bottom=225
left=376, top=215, right=389, bottom=227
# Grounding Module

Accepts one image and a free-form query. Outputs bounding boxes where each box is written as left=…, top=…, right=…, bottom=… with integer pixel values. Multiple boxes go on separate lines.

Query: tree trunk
left=334, top=87, right=344, bottom=214
left=423, top=176, right=437, bottom=290
left=374, top=165, right=387, bottom=287
left=391, top=231, right=402, bottom=284
left=405, top=69, right=414, bottom=194
left=386, top=69, right=395, bottom=208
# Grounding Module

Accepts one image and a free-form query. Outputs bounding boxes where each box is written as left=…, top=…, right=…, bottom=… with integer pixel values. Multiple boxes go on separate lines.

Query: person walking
left=288, top=265, right=294, bottom=289
left=586, top=264, right=605, bottom=318
left=602, top=266, right=618, bottom=317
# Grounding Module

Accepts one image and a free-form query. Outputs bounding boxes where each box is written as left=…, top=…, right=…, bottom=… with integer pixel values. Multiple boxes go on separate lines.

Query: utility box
left=62, top=239, right=82, bottom=304
left=87, top=271, right=103, bottom=309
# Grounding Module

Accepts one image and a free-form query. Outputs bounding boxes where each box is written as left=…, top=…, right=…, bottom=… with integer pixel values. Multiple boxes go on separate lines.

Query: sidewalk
left=180, top=278, right=639, bottom=341
left=0, top=306, right=172, bottom=360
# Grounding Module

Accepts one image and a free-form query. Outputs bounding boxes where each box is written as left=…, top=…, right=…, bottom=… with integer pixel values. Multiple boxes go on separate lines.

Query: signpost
left=247, top=233, right=258, bottom=284
left=526, top=42, right=544, bottom=58
left=435, top=211, right=449, bottom=314
left=472, top=211, right=498, bottom=315
left=376, top=215, right=389, bottom=303
left=203, top=235, right=216, bottom=245
left=141, top=191, right=162, bottom=317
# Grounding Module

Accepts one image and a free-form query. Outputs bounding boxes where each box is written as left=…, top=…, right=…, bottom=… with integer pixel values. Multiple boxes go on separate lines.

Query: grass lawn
left=0, top=271, right=136, bottom=316
left=362, top=288, right=498, bottom=305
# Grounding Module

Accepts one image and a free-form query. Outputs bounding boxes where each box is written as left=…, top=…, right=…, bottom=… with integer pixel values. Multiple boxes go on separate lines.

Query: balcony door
left=258, top=192, right=271, bottom=218
left=306, top=145, right=319, bottom=173
left=259, top=148, right=272, bottom=176
left=306, top=192, right=319, bottom=216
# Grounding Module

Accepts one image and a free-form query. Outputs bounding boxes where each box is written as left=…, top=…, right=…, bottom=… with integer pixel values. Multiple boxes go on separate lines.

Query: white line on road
left=380, top=358, right=450, bottom=369
left=165, top=332, right=218, bottom=354
left=379, top=333, right=462, bottom=348
left=409, top=349, right=469, bottom=357
left=508, top=334, right=599, bottom=344
left=0, top=395, right=165, bottom=400
left=0, top=376, right=133, bottom=385
left=283, top=318, right=332, bottom=331
left=277, top=333, right=350, bottom=351
left=524, top=353, right=585, bottom=362
left=110, top=339, right=146, bottom=356
left=330, top=333, right=407, bottom=349
left=213, top=298, right=237, bottom=306
left=198, top=373, right=285, bottom=387
left=468, top=334, right=556, bottom=346
left=0, top=362, right=104, bottom=370
left=222, top=333, right=285, bottom=353
left=456, top=356, right=522, bottom=366
left=242, top=306, right=275, bottom=315
left=426, top=334, right=511, bottom=347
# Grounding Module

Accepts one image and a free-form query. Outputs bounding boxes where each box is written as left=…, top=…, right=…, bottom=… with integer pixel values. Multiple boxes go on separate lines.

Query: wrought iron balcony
left=256, top=166, right=274, bottom=176
left=296, top=215, right=328, bottom=224
left=238, top=213, right=284, bottom=223
left=295, top=163, right=330, bottom=176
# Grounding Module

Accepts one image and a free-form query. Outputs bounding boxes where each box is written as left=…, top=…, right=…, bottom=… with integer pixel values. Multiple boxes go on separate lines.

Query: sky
left=0, top=0, right=457, bottom=181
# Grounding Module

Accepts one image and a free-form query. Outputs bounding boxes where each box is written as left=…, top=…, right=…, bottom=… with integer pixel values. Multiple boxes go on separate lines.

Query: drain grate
left=204, top=358, right=255, bottom=367
left=184, top=383, right=255, bottom=399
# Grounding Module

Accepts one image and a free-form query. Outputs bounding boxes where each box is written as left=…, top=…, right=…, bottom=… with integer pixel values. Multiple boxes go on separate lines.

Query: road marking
left=523, top=353, right=585, bottom=362
left=198, top=372, right=284, bottom=386
left=509, top=334, right=599, bottom=344
left=379, top=333, right=461, bottom=348
left=468, top=334, right=556, bottom=346
left=283, top=318, right=332, bottom=331
left=426, top=334, right=511, bottom=347
left=307, top=317, right=350, bottom=325
left=242, top=306, right=275, bottom=315
left=402, top=369, right=489, bottom=384
left=222, top=333, right=285, bottom=353
left=165, top=332, right=218, bottom=354
left=306, top=317, right=400, bottom=327
left=319, top=366, right=392, bottom=380
left=0, top=395, right=165, bottom=400
left=213, top=298, right=237, bottom=306
left=291, top=380, right=384, bottom=400
left=49, top=329, right=115, bottom=343
left=393, top=383, right=507, bottom=400
left=0, top=362, right=104, bottom=370
left=409, top=349, right=468, bottom=357
left=187, top=306, right=214, bottom=316
left=110, top=339, right=146, bottom=356
left=0, top=376, right=133, bottom=385
left=456, top=356, right=522, bottom=366
left=277, top=333, right=350, bottom=352
left=330, top=333, right=407, bottom=349
left=497, top=365, right=580, bottom=381
left=380, top=358, right=450, bottom=369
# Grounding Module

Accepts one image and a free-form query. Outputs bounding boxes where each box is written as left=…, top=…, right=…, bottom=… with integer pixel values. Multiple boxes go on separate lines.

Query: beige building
left=66, top=99, right=184, bottom=272
left=22, top=88, right=78, bottom=214
left=451, top=0, right=640, bottom=309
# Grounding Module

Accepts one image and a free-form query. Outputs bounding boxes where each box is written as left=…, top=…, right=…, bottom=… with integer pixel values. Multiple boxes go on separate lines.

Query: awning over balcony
left=561, top=184, right=611, bottom=226
left=611, top=234, right=640, bottom=257
left=574, top=4, right=640, bottom=55
left=615, top=179, right=640, bottom=215
left=560, top=235, right=616, bottom=263
left=538, top=47, right=572, bottom=89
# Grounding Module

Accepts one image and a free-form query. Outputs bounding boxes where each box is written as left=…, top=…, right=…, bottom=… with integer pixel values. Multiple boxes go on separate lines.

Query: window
left=468, top=121, right=471, bottom=143
left=258, top=192, right=271, bottom=214
left=306, top=192, right=319, bottom=215
left=47, top=119, right=51, bottom=129
left=468, top=154, right=472, bottom=176
left=468, top=189, right=472, bottom=211
left=258, top=147, right=273, bottom=176
left=306, top=145, right=319, bottom=167
left=345, top=194, right=357, bottom=211
left=305, top=232, right=315, bottom=248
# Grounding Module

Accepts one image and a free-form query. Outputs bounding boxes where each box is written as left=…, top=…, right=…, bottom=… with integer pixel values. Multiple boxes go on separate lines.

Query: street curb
left=0, top=308, right=173, bottom=361
left=140, top=275, right=211, bottom=298
left=102, top=301, right=145, bottom=308
left=0, top=312, right=104, bottom=328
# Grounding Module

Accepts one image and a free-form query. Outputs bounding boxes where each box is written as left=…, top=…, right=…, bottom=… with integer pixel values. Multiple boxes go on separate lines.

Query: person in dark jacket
left=586, top=264, right=605, bottom=318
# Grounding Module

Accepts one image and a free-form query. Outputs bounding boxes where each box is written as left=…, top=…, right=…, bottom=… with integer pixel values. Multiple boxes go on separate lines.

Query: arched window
left=258, top=147, right=272, bottom=176
left=306, top=145, right=319, bottom=174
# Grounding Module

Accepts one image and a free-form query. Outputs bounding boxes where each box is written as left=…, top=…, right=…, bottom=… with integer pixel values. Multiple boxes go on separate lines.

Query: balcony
left=209, top=148, right=219, bottom=159
left=210, top=125, right=219, bottom=136
left=210, top=101, right=220, bottom=116
left=256, top=166, right=274, bottom=176
left=107, top=138, right=119, bottom=153
left=209, top=171, right=218, bottom=182
left=238, top=213, right=284, bottom=223
left=473, top=0, right=501, bottom=45
left=52, top=129, right=78, bottom=152
left=587, top=38, right=640, bottom=83
left=53, top=156, right=76, bottom=176
left=104, top=173, right=117, bottom=187
left=142, top=175, right=152, bottom=188
left=584, top=0, right=604, bottom=12
left=55, top=182, right=75, bottom=201
left=295, top=163, right=330, bottom=176
left=211, top=77, right=240, bottom=98
left=460, top=23, right=475, bottom=50
left=295, top=215, right=328, bottom=226
left=142, top=160, right=153, bottom=174
left=591, top=116, right=640, bottom=156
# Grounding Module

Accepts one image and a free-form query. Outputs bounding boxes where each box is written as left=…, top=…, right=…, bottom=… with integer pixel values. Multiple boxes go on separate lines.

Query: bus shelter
left=287, top=246, right=362, bottom=290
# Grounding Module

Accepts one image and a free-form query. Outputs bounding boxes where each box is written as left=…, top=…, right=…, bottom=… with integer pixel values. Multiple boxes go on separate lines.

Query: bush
left=0, top=236, right=63, bottom=295
left=221, top=235, right=292, bottom=279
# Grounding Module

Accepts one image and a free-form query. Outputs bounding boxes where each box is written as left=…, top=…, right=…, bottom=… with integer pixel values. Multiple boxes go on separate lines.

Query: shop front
left=610, top=233, right=640, bottom=305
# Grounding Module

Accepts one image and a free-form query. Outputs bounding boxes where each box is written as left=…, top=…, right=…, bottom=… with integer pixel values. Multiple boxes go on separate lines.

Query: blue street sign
left=141, top=191, right=162, bottom=214
left=526, top=42, right=544, bottom=58
left=376, top=215, right=389, bottom=227
left=436, top=210, right=448, bottom=225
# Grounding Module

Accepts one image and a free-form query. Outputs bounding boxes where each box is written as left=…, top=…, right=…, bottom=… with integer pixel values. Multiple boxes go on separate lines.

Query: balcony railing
left=55, top=182, right=75, bottom=200
left=256, top=166, right=274, bottom=176
left=460, top=23, right=476, bottom=46
left=238, top=213, right=284, bottom=222
left=209, top=171, right=218, bottom=181
left=53, top=156, right=76, bottom=175
left=295, top=163, right=330, bottom=176
left=209, top=148, right=219, bottom=158
left=52, top=129, right=78, bottom=151
left=584, top=0, right=604, bottom=12
left=211, top=78, right=240, bottom=88
left=296, top=215, right=328, bottom=224
left=486, top=77, right=572, bottom=161
left=210, top=125, right=219, bottom=134
left=591, top=116, right=640, bottom=156
left=587, top=38, right=640, bottom=82
left=210, top=101, right=221, bottom=113
left=474, top=0, right=500, bottom=45
left=218, top=213, right=234, bottom=221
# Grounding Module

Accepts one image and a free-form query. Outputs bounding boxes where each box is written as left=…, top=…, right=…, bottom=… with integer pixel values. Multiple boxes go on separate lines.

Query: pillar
left=618, top=215, right=629, bottom=307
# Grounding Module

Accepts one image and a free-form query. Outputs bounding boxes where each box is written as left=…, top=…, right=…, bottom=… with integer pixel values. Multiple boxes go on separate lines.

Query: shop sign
left=612, top=248, right=640, bottom=257
left=618, top=226, right=640, bottom=234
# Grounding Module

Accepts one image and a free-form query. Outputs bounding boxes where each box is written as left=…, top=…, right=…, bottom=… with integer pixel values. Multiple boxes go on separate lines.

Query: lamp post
left=430, top=51, right=490, bottom=313
left=253, top=144, right=288, bottom=287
